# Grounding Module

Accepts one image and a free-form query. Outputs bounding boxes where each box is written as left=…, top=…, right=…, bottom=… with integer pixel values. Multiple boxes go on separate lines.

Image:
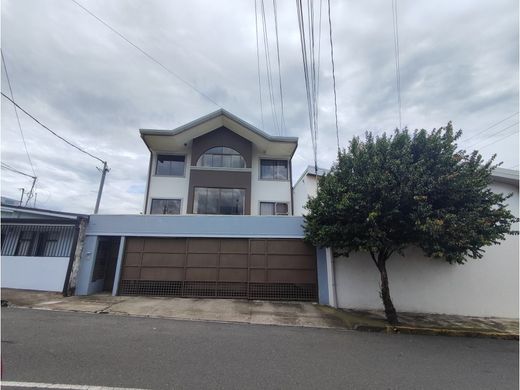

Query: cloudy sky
left=1, top=0, right=518, bottom=214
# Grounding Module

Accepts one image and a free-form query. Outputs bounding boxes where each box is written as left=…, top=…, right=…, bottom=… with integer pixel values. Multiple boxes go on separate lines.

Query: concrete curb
left=354, top=324, right=519, bottom=340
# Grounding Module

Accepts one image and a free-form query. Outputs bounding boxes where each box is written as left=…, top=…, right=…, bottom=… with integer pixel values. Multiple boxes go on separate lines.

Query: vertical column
left=112, top=236, right=126, bottom=296
left=326, top=247, right=338, bottom=308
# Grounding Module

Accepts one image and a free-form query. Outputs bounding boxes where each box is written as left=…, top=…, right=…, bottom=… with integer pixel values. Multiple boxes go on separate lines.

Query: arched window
left=196, top=147, right=246, bottom=168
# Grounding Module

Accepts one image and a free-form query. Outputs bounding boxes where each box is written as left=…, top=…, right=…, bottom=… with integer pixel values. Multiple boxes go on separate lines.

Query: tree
left=304, top=123, right=518, bottom=325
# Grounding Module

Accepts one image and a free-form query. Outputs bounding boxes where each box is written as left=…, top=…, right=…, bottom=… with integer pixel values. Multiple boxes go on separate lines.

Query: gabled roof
left=140, top=109, right=298, bottom=156
left=293, top=165, right=329, bottom=188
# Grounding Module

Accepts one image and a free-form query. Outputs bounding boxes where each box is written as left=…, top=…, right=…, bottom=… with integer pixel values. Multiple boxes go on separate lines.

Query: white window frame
left=259, top=201, right=290, bottom=216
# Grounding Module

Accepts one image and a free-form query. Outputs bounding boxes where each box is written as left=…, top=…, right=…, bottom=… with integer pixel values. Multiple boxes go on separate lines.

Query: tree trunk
left=378, top=260, right=399, bottom=325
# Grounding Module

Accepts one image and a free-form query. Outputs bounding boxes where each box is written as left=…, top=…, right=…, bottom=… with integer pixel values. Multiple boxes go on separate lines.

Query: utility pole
left=18, top=188, right=25, bottom=206
left=94, top=161, right=109, bottom=214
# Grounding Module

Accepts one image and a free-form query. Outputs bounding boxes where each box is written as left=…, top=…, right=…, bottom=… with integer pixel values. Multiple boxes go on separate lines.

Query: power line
left=391, top=0, right=402, bottom=129
left=254, top=0, right=265, bottom=130
left=460, top=111, right=519, bottom=143
left=1, top=50, right=36, bottom=177
left=327, top=0, right=340, bottom=152
left=468, top=122, right=519, bottom=151
left=1, top=162, right=36, bottom=179
left=69, top=0, right=220, bottom=108
left=272, top=0, right=287, bottom=135
left=1, top=92, right=106, bottom=164
left=466, top=121, right=519, bottom=150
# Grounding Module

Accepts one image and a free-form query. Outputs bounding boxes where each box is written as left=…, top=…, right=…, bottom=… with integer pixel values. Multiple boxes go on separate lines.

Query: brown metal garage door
left=118, top=238, right=317, bottom=301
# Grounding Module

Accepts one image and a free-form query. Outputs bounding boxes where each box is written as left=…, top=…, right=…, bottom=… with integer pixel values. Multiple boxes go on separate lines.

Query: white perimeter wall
left=1, top=256, right=69, bottom=292
left=293, top=175, right=318, bottom=216
left=334, top=181, right=519, bottom=318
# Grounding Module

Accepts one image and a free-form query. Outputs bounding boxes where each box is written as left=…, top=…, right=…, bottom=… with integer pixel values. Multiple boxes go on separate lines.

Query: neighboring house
left=292, top=165, right=328, bottom=216
left=141, top=109, right=298, bottom=216
left=293, top=167, right=519, bottom=318
left=75, top=110, right=325, bottom=302
left=1, top=205, right=88, bottom=293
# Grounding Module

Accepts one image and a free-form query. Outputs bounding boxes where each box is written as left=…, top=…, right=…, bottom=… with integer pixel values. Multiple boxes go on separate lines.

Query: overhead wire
left=69, top=0, right=220, bottom=108
left=254, top=0, right=265, bottom=130
left=391, top=0, right=402, bottom=129
left=327, top=0, right=340, bottom=152
left=1, top=93, right=106, bottom=164
left=460, top=111, right=519, bottom=143
left=1, top=162, right=36, bottom=179
left=272, top=0, right=287, bottom=135
left=260, top=0, right=281, bottom=135
left=1, top=49, right=36, bottom=177
left=466, top=121, right=519, bottom=151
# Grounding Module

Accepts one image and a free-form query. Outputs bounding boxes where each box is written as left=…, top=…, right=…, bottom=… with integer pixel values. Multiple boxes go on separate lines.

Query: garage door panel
left=141, top=253, right=185, bottom=267
left=124, top=253, right=141, bottom=266
left=267, top=255, right=315, bottom=269
left=220, top=253, right=248, bottom=268
left=140, top=267, right=184, bottom=281
left=125, top=238, right=144, bottom=252
left=122, top=266, right=140, bottom=279
left=219, top=268, right=248, bottom=282
left=220, top=239, right=248, bottom=253
left=144, top=238, right=186, bottom=253
left=250, top=269, right=266, bottom=282
left=188, top=238, right=220, bottom=253
left=267, top=240, right=314, bottom=255
left=187, top=253, right=218, bottom=267
left=250, top=254, right=266, bottom=268
left=121, top=238, right=317, bottom=301
left=267, top=269, right=316, bottom=283
left=186, top=268, right=218, bottom=281
left=250, top=240, right=266, bottom=254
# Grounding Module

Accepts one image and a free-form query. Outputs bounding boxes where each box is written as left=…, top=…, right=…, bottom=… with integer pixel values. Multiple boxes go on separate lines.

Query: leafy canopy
left=304, top=123, right=518, bottom=264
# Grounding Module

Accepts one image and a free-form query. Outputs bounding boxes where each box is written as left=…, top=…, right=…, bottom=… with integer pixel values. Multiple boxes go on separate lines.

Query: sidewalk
left=2, top=288, right=518, bottom=339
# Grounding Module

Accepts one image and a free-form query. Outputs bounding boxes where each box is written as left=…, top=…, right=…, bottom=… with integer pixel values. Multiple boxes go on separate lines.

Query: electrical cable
left=467, top=122, right=519, bottom=151
left=1, top=50, right=36, bottom=177
left=69, top=0, right=220, bottom=108
left=327, top=0, right=340, bottom=152
left=254, top=0, right=265, bottom=130
left=272, top=0, right=287, bottom=135
left=391, top=0, right=402, bottom=129
left=1, top=93, right=106, bottom=164
left=466, top=121, right=519, bottom=150
left=460, top=112, right=519, bottom=143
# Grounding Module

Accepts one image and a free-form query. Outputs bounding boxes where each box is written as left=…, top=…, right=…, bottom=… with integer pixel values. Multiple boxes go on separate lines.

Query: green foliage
left=304, top=123, right=518, bottom=265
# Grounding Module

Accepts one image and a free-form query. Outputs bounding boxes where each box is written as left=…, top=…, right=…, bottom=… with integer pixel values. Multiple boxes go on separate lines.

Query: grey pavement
left=1, top=308, right=518, bottom=390
left=1, top=289, right=518, bottom=339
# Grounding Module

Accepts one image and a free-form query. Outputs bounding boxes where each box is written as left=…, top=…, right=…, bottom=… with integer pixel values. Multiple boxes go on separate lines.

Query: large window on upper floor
left=260, top=159, right=288, bottom=180
left=193, top=187, right=245, bottom=215
left=196, top=147, right=246, bottom=169
left=156, top=154, right=185, bottom=176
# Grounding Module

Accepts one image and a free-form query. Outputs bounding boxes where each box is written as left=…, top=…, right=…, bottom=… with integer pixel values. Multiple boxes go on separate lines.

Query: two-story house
left=140, top=109, right=297, bottom=216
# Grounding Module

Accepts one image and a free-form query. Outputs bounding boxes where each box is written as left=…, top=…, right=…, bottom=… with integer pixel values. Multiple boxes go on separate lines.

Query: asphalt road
left=1, top=308, right=518, bottom=390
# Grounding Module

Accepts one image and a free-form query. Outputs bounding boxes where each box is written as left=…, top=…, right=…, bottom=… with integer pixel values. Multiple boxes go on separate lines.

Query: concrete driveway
left=1, top=289, right=344, bottom=328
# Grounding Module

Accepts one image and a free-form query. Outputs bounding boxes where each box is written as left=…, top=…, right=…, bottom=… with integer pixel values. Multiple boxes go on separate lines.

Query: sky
left=1, top=0, right=518, bottom=214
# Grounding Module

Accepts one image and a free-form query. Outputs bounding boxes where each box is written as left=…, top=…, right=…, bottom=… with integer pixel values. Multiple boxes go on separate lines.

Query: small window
left=260, top=202, right=289, bottom=215
left=35, top=231, right=59, bottom=256
left=156, top=155, right=185, bottom=176
left=150, top=199, right=181, bottom=214
left=260, top=159, right=288, bottom=180
left=197, top=147, right=246, bottom=168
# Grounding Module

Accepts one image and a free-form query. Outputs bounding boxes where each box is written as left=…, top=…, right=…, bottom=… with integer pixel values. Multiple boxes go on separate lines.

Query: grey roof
left=491, top=167, right=519, bottom=186
left=293, top=165, right=329, bottom=188
left=140, top=109, right=298, bottom=143
left=1, top=204, right=89, bottom=220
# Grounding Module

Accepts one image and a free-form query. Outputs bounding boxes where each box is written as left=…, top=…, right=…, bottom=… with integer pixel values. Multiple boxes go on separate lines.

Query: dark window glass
left=35, top=232, right=59, bottom=256
left=260, top=160, right=288, bottom=180
left=196, top=147, right=246, bottom=168
left=150, top=199, right=181, bottom=214
left=260, top=202, right=289, bottom=215
left=156, top=155, right=185, bottom=176
left=15, top=231, right=35, bottom=256
left=194, top=188, right=245, bottom=215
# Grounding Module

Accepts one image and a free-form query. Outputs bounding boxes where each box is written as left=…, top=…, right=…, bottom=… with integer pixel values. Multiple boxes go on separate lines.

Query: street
left=1, top=308, right=518, bottom=390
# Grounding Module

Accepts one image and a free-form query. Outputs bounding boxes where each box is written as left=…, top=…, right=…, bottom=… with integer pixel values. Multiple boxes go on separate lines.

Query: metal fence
left=1, top=224, right=75, bottom=257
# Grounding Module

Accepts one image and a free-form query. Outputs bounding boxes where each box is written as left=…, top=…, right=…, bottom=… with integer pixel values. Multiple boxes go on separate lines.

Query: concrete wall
left=292, top=174, right=318, bottom=216
left=1, top=256, right=69, bottom=292
left=334, top=181, right=519, bottom=318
